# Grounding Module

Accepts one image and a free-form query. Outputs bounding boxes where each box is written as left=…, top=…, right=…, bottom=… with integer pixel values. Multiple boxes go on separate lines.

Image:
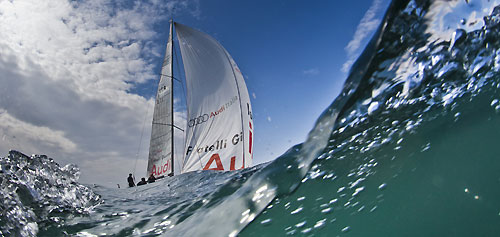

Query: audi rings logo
left=189, top=114, right=209, bottom=127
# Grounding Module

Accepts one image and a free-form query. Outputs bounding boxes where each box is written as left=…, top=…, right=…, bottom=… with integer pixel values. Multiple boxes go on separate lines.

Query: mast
left=169, top=19, right=174, bottom=176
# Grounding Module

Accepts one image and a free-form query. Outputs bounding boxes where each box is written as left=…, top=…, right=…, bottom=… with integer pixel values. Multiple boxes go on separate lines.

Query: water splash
left=0, top=150, right=101, bottom=236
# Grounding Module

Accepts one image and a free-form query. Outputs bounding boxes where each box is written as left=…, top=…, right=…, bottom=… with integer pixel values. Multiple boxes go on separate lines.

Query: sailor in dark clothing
left=137, top=177, right=147, bottom=186
left=148, top=174, right=156, bottom=183
left=127, top=174, right=135, bottom=187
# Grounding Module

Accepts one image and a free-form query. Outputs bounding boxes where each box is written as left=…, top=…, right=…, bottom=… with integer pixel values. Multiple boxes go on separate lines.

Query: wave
left=2, top=0, right=500, bottom=236
left=240, top=0, right=500, bottom=235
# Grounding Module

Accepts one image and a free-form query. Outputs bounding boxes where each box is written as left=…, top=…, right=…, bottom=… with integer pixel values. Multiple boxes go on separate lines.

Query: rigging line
left=159, top=74, right=182, bottom=83
left=132, top=80, right=156, bottom=179
left=152, top=122, right=184, bottom=132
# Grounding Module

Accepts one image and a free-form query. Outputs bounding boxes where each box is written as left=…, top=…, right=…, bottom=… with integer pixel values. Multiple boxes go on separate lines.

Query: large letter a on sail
left=203, top=153, right=224, bottom=170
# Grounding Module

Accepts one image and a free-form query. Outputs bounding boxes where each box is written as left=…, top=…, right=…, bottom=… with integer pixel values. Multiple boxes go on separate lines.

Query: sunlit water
left=2, top=0, right=500, bottom=236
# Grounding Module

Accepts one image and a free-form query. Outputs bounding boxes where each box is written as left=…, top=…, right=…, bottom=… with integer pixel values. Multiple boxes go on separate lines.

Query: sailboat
left=147, top=21, right=254, bottom=178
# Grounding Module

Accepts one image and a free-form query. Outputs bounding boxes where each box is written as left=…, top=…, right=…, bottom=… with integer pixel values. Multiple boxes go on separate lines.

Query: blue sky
left=0, top=0, right=389, bottom=187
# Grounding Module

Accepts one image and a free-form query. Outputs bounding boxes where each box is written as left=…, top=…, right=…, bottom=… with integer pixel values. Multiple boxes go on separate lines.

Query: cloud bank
left=0, top=0, right=195, bottom=186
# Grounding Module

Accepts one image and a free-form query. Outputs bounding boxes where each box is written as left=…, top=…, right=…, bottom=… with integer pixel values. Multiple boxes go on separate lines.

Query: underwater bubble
left=378, top=183, right=387, bottom=190
left=421, top=143, right=431, bottom=152
left=314, top=219, right=326, bottom=229
left=291, top=207, right=303, bottom=215
left=229, top=230, right=238, bottom=237
left=349, top=178, right=365, bottom=188
left=491, top=99, right=499, bottom=107
left=260, top=219, right=272, bottom=226
left=341, top=226, right=351, bottom=233
left=323, top=173, right=335, bottom=179
left=352, top=187, right=365, bottom=197
left=301, top=228, right=312, bottom=234
left=295, top=221, right=306, bottom=228
left=321, top=207, right=332, bottom=214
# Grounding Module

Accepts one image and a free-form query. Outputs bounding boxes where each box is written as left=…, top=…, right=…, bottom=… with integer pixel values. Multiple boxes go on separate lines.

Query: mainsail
left=147, top=23, right=174, bottom=177
left=147, top=22, right=253, bottom=177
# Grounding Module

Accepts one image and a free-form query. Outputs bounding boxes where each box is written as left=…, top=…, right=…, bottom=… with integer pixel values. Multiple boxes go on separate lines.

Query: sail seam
left=217, top=43, right=246, bottom=168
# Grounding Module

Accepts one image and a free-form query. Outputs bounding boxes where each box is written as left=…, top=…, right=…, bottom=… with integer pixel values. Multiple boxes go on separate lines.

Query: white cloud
left=0, top=0, right=199, bottom=186
left=0, top=109, right=77, bottom=154
left=302, top=68, right=320, bottom=76
left=342, top=0, right=388, bottom=73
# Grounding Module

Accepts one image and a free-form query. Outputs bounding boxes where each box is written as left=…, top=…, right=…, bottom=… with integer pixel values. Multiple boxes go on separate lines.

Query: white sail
left=175, top=22, right=253, bottom=173
left=147, top=22, right=174, bottom=177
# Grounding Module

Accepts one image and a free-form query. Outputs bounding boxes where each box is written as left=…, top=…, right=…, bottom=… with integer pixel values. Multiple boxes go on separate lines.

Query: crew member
left=148, top=174, right=156, bottom=183
left=137, top=177, right=147, bottom=186
left=127, top=173, right=135, bottom=187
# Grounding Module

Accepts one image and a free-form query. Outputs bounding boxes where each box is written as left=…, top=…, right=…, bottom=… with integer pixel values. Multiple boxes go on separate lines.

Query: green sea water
left=242, top=84, right=500, bottom=236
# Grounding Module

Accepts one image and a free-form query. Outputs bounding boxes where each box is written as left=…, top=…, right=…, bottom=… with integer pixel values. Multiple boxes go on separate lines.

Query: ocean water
left=2, top=0, right=500, bottom=236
